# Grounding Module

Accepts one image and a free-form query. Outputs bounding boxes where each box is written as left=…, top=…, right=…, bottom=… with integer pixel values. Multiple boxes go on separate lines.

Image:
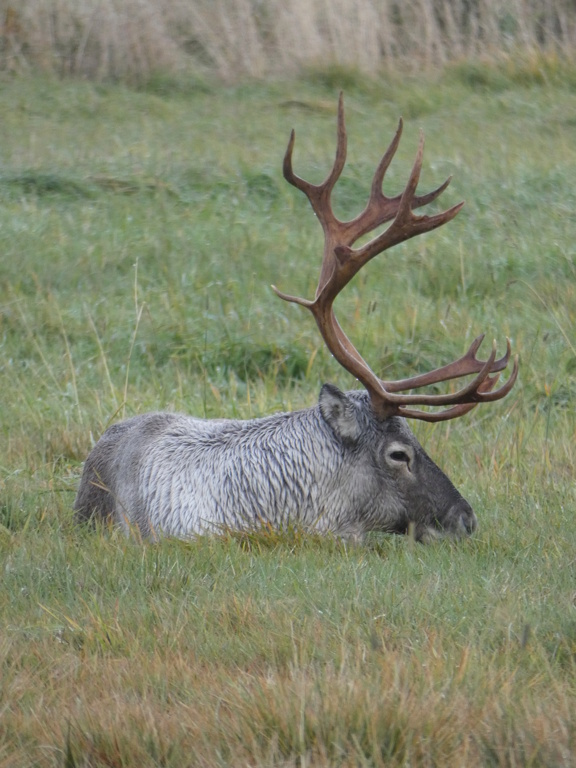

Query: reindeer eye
left=389, top=450, right=410, bottom=464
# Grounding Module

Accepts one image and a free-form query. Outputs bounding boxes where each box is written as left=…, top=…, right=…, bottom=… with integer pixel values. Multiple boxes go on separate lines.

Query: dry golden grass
left=1, top=0, right=576, bottom=83
left=1, top=627, right=573, bottom=766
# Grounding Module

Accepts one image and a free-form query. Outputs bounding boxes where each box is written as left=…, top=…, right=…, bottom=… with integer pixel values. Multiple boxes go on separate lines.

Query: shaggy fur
left=74, top=385, right=477, bottom=542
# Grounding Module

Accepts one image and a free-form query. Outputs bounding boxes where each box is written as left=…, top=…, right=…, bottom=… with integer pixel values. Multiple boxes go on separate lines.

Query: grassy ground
left=0, top=65, right=575, bottom=765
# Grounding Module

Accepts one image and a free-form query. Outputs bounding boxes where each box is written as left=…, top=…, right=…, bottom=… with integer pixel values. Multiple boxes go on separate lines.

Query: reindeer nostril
left=460, top=505, right=477, bottom=535
left=446, top=502, right=477, bottom=536
left=464, top=516, right=476, bottom=534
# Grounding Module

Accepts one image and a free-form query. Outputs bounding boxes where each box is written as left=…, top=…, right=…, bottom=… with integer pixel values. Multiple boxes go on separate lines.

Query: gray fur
left=74, top=384, right=477, bottom=542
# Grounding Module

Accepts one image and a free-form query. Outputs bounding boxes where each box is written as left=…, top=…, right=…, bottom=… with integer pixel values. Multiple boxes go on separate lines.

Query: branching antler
left=273, top=93, right=518, bottom=422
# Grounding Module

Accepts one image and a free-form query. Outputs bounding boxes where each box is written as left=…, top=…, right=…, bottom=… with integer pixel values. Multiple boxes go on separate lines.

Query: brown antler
left=273, top=93, right=518, bottom=422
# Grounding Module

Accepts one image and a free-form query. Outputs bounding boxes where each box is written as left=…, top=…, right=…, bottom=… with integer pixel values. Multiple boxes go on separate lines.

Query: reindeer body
left=74, top=386, right=476, bottom=542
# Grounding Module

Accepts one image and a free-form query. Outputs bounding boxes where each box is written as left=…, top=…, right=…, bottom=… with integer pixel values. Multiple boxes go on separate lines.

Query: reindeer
left=74, top=94, right=518, bottom=542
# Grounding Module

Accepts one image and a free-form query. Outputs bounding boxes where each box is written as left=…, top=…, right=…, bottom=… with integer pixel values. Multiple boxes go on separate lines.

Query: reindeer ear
left=318, top=384, right=362, bottom=442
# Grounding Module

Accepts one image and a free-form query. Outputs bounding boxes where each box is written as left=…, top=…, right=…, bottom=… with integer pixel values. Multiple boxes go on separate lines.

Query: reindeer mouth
left=389, top=504, right=477, bottom=542
left=416, top=513, right=477, bottom=542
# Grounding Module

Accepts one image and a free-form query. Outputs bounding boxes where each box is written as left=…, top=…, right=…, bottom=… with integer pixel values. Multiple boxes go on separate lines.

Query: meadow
left=0, top=62, right=575, bottom=766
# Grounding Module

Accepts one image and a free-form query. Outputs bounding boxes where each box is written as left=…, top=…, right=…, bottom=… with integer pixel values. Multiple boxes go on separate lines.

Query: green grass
left=0, top=70, right=575, bottom=766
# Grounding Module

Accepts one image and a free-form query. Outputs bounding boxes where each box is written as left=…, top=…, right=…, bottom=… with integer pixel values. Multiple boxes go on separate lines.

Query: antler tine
left=400, top=402, right=478, bottom=423
left=399, top=354, right=519, bottom=421
left=472, top=353, right=519, bottom=402
left=370, top=339, right=501, bottom=409
left=337, top=115, right=457, bottom=246
left=282, top=92, right=347, bottom=230
left=274, top=94, right=518, bottom=422
left=384, top=334, right=511, bottom=392
left=333, top=132, right=464, bottom=278
left=370, top=118, right=404, bottom=199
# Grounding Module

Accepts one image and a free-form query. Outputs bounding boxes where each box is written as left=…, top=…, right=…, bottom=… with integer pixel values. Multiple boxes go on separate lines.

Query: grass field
left=0, top=63, right=575, bottom=766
